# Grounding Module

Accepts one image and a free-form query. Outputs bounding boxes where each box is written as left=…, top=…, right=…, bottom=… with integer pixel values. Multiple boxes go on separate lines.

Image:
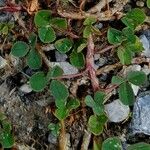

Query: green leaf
left=147, top=0, right=150, bottom=8
left=121, top=8, right=146, bottom=29
left=50, top=80, right=69, bottom=100
left=51, top=18, right=67, bottom=29
left=70, top=51, right=85, bottom=68
left=34, top=10, right=51, bottom=27
left=55, top=99, right=66, bottom=108
left=93, top=105, right=105, bottom=116
left=88, top=114, right=107, bottom=135
left=55, top=38, right=73, bottom=53
left=94, top=91, right=105, bottom=105
left=66, top=98, right=80, bottom=111
left=83, top=26, right=92, bottom=38
left=11, top=41, right=29, bottom=57
left=107, top=28, right=125, bottom=45
left=122, top=27, right=136, bottom=43
left=85, top=95, right=95, bottom=108
left=127, top=71, right=147, bottom=86
left=102, top=137, right=122, bottom=150
left=26, top=49, right=42, bottom=69
left=47, top=66, right=64, bottom=80
left=29, top=72, right=47, bottom=92
left=55, top=106, right=69, bottom=120
left=48, top=123, right=60, bottom=137
left=119, top=82, right=135, bottom=105
left=117, top=46, right=133, bottom=65
left=111, top=76, right=125, bottom=85
left=77, top=43, right=87, bottom=53
left=124, top=37, right=143, bottom=53
left=38, top=26, right=56, bottom=43
left=84, top=17, right=97, bottom=25
left=0, top=132, right=14, bottom=148
left=127, top=142, right=150, bottom=150
left=1, top=25, right=8, bottom=35
left=28, top=33, right=37, bottom=48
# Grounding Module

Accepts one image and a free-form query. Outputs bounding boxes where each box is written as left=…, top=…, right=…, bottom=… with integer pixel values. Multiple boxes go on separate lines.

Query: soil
left=0, top=0, right=150, bottom=150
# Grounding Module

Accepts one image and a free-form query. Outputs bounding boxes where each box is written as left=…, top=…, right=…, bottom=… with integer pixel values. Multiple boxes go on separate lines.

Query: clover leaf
left=50, top=80, right=69, bottom=100
left=29, top=72, right=47, bottom=92
left=11, top=41, right=29, bottom=57
left=55, top=38, right=73, bottom=53
left=102, top=137, right=122, bottom=150
left=88, top=114, right=107, bottom=135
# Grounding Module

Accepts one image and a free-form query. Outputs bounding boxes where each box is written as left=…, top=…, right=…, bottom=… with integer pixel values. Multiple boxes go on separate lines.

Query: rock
left=50, top=62, right=78, bottom=75
left=140, top=35, right=150, bottom=57
left=104, top=100, right=130, bottom=123
left=48, top=133, right=57, bottom=144
left=136, top=1, right=144, bottom=7
left=55, top=51, right=67, bottom=62
left=19, top=84, right=32, bottom=93
left=94, top=55, right=107, bottom=69
left=130, top=94, right=150, bottom=135
left=0, top=56, right=7, bottom=69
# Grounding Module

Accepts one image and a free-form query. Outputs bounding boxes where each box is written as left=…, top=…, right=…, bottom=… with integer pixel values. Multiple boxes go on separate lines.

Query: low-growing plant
left=107, top=8, right=146, bottom=65
left=9, top=6, right=149, bottom=149
left=101, top=137, right=150, bottom=150
left=0, top=22, right=14, bottom=36
left=85, top=91, right=108, bottom=135
left=0, top=113, right=14, bottom=148
left=111, top=71, right=147, bottom=105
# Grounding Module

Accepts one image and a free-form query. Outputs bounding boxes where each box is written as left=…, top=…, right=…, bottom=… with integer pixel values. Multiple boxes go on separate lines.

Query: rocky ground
left=0, top=0, right=150, bottom=150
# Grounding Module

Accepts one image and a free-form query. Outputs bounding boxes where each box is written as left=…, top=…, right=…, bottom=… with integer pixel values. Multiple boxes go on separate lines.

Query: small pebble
left=105, top=99, right=130, bottom=122
left=136, top=1, right=144, bottom=7
left=0, top=56, right=7, bottom=69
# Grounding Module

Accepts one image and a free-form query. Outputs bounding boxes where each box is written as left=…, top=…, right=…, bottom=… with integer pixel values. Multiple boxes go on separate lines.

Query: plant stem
left=59, top=120, right=68, bottom=150
left=87, top=35, right=100, bottom=92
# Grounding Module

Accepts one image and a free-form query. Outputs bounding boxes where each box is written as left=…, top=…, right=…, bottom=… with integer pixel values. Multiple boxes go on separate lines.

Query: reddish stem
left=86, top=35, right=100, bottom=92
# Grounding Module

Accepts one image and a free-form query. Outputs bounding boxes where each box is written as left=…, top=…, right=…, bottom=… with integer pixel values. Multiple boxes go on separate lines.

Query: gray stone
left=19, top=84, right=32, bottom=93
left=140, top=35, right=150, bottom=57
left=130, top=94, right=150, bottom=135
left=50, top=62, right=78, bottom=75
left=104, top=99, right=130, bottom=122
left=48, top=133, right=57, bottom=144
left=0, top=56, right=7, bottom=69
left=55, top=51, right=67, bottom=62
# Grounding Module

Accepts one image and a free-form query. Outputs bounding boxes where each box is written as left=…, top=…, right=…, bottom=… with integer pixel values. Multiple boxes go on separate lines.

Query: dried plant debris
left=0, top=0, right=150, bottom=149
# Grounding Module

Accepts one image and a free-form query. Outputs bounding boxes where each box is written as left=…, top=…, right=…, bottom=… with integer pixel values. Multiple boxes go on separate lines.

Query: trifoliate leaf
left=121, top=8, right=146, bottom=29
left=47, top=66, right=64, bottom=80
left=102, top=137, right=122, bottom=150
left=28, top=33, right=37, bottom=48
left=55, top=106, right=69, bottom=120
left=34, top=10, right=51, bottom=27
left=55, top=38, right=73, bottom=53
left=127, top=142, right=150, bottom=150
left=11, top=41, right=29, bottom=57
left=66, top=98, right=80, bottom=111
left=84, top=17, right=97, bottom=25
left=83, top=26, right=92, bottom=38
left=0, top=132, right=14, bottom=148
left=119, top=82, right=135, bottom=105
left=70, top=51, right=85, bottom=68
left=117, top=46, right=133, bottom=65
left=88, top=114, right=107, bottom=135
left=51, top=18, right=67, bottom=29
left=38, top=26, right=56, bottom=43
left=111, top=76, right=125, bottom=85
left=94, top=91, right=105, bottom=105
left=85, top=95, right=95, bottom=108
left=50, top=80, right=69, bottom=100
left=127, top=71, right=147, bottom=86
left=29, top=72, right=47, bottom=92
left=27, top=49, right=42, bottom=69
left=107, top=28, right=126, bottom=45
left=147, top=0, right=150, bottom=8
